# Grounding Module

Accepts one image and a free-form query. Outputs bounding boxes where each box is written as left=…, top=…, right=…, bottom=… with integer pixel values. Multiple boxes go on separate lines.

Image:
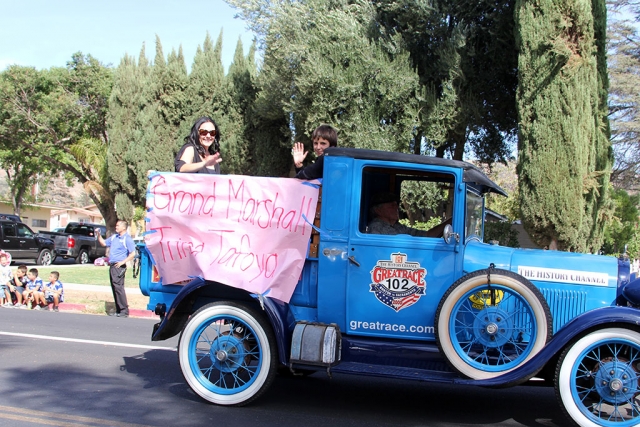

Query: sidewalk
left=55, top=283, right=156, bottom=319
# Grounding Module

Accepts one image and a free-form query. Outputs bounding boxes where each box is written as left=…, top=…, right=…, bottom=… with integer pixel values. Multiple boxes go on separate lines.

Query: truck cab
left=139, top=148, right=640, bottom=427
left=296, top=148, right=491, bottom=341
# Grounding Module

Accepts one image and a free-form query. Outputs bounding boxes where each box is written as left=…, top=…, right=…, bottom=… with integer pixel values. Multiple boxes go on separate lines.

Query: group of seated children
left=0, top=254, right=64, bottom=311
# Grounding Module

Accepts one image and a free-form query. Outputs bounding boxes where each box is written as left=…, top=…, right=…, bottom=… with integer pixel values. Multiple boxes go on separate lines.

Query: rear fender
left=459, top=306, right=640, bottom=387
left=151, top=278, right=291, bottom=365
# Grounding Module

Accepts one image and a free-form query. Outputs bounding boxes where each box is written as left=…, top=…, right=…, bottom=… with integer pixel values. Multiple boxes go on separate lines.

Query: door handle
left=348, top=256, right=360, bottom=267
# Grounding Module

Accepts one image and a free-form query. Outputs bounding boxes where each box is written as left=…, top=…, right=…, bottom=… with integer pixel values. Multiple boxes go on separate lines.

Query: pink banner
left=144, top=172, right=320, bottom=303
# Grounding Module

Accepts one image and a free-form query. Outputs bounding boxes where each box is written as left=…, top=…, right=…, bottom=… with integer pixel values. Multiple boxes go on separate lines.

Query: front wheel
left=555, top=328, right=640, bottom=427
left=178, top=301, right=278, bottom=406
left=435, top=268, right=552, bottom=379
left=37, top=249, right=53, bottom=266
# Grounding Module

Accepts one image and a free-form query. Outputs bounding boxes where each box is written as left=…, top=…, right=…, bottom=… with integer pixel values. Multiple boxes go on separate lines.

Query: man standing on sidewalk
left=97, top=220, right=136, bottom=318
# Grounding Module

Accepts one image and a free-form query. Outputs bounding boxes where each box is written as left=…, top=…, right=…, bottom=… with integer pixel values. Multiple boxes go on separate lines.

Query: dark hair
left=311, top=124, right=338, bottom=147
left=29, top=268, right=38, bottom=276
left=50, top=271, right=60, bottom=280
left=185, top=116, right=221, bottom=158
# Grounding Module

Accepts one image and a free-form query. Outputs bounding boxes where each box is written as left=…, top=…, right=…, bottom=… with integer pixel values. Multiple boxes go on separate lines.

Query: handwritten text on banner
left=145, top=173, right=319, bottom=303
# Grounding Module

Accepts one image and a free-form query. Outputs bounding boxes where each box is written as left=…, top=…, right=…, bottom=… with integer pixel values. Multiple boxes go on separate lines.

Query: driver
left=366, top=192, right=446, bottom=237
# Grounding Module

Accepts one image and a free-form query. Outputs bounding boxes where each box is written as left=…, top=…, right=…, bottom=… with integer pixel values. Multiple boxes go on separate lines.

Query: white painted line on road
left=0, top=331, right=176, bottom=351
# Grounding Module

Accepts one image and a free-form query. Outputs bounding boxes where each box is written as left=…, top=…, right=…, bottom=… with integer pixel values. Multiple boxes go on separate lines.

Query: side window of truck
left=2, top=223, right=15, bottom=237
left=17, top=224, right=33, bottom=238
left=359, top=166, right=455, bottom=236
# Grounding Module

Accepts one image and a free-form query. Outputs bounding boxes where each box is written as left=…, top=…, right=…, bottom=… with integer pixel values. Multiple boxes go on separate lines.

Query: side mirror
left=443, top=224, right=459, bottom=244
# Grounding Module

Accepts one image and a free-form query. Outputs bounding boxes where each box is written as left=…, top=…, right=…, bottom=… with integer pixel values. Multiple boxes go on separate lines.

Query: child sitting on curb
left=42, top=271, right=64, bottom=312
left=24, top=268, right=44, bottom=310
left=7, top=265, right=28, bottom=308
left=0, top=254, right=12, bottom=307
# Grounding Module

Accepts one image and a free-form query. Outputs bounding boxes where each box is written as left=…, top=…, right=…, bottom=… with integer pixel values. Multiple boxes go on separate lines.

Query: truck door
left=16, top=223, right=39, bottom=259
left=1, top=222, right=21, bottom=257
left=345, top=164, right=463, bottom=341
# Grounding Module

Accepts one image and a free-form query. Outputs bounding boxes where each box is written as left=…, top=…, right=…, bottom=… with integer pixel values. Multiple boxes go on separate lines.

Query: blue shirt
left=106, top=232, right=136, bottom=263
left=45, top=280, right=64, bottom=302
left=26, top=277, right=44, bottom=291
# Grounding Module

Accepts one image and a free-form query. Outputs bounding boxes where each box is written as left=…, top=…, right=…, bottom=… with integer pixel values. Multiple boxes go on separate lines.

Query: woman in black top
left=174, top=117, right=222, bottom=173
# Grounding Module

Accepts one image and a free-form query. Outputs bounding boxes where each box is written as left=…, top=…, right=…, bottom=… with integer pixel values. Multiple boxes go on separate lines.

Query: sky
left=0, top=0, right=256, bottom=72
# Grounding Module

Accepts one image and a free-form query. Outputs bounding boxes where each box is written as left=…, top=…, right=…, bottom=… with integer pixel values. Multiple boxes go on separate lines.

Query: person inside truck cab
left=367, top=192, right=449, bottom=238
left=291, top=124, right=337, bottom=180
left=174, top=116, right=222, bottom=174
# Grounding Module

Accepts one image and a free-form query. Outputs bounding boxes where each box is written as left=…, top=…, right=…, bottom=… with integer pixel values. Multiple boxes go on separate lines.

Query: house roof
left=51, top=206, right=103, bottom=217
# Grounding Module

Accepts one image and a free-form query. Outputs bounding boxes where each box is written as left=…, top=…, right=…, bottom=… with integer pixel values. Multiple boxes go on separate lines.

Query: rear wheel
left=37, top=249, right=53, bottom=266
left=76, top=249, right=89, bottom=264
left=555, top=328, right=640, bottom=427
left=178, top=301, right=278, bottom=406
left=435, top=268, right=552, bottom=379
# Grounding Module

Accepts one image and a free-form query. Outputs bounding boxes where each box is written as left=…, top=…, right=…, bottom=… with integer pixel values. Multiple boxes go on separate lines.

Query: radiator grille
left=540, top=288, right=588, bottom=333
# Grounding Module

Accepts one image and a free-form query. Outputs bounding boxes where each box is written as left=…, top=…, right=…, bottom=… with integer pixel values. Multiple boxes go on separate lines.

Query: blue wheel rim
left=570, top=338, right=640, bottom=426
left=188, top=314, right=263, bottom=395
left=448, top=284, right=538, bottom=372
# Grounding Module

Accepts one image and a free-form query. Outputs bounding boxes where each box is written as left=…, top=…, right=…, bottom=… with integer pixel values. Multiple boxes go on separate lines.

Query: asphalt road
left=0, top=308, right=569, bottom=427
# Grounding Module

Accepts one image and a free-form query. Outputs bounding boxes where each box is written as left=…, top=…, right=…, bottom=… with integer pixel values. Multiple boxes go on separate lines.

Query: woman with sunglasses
left=174, top=116, right=222, bottom=173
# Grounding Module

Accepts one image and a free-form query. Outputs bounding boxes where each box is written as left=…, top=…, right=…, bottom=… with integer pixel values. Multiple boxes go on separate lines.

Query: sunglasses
left=198, top=129, right=217, bottom=137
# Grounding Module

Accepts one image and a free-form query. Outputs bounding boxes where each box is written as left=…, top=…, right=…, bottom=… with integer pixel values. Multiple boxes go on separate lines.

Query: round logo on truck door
left=370, top=253, right=427, bottom=312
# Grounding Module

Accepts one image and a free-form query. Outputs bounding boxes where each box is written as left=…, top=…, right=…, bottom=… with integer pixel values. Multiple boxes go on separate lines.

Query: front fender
left=457, top=306, right=640, bottom=387
left=151, top=278, right=292, bottom=366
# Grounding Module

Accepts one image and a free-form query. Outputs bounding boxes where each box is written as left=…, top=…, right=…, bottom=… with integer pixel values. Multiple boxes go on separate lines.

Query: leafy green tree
left=373, top=0, right=519, bottom=163
left=184, top=32, right=226, bottom=119
left=233, top=0, right=421, bottom=176
left=175, top=32, right=236, bottom=172
left=483, top=161, right=520, bottom=221
left=224, top=38, right=258, bottom=175
left=107, top=46, right=164, bottom=210
left=601, top=187, right=640, bottom=255
left=485, top=222, right=520, bottom=248
left=0, top=58, right=117, bottom=227
left=0, top=152, right=46, bottom=214
left=515, top=0, right=612, bottom=252
left=607, top=1, right=640, bottom=192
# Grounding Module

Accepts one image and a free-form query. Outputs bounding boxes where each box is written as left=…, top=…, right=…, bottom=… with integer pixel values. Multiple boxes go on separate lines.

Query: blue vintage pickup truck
left=139, top=147, right=640, bottom=427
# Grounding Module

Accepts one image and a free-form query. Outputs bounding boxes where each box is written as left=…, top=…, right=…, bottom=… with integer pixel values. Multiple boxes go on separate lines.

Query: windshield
left=465, top=189, right=484, bottom=241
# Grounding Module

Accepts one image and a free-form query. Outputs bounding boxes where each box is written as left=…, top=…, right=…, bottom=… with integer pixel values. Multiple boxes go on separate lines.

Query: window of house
left=32, top=219, right=47, bottom=228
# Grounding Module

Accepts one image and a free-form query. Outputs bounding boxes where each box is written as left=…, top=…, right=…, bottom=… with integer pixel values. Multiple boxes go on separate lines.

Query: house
left=50, top=205, right=105, bottom=229
left=0, top=201, right=64, bottom=233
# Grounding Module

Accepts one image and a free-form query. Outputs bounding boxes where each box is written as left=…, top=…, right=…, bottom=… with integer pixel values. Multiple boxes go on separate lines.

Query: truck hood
left=463, top=240, right=618, bottom=288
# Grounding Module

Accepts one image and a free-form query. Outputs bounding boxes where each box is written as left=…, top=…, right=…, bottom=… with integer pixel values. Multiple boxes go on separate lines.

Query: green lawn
left=32, top=265, right=139, bottom=288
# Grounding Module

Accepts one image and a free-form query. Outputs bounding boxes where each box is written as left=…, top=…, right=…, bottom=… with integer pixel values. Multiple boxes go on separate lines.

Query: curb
left=56, top=302, right=157, bottom=319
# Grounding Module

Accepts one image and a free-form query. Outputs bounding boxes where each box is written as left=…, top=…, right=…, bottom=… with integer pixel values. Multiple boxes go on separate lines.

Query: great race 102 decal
left=370, top=253, right=426, bottom=312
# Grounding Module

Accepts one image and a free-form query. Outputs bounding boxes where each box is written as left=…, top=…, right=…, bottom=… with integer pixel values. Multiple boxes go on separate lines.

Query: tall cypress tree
left=224, top=38, right=258, bottom=175
left=516, top=0, right=611, bottom=252
left=152, top=36, right=188, bottom=171
left=178, top=32, right=230, bottom=170
left=107, top=46, right=159, bottom=210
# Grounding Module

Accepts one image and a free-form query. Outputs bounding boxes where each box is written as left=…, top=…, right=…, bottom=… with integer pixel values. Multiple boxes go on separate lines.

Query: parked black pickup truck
left=40, top=222, right=107, bottom=264
left=0, top=220, right=55, bottom=265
